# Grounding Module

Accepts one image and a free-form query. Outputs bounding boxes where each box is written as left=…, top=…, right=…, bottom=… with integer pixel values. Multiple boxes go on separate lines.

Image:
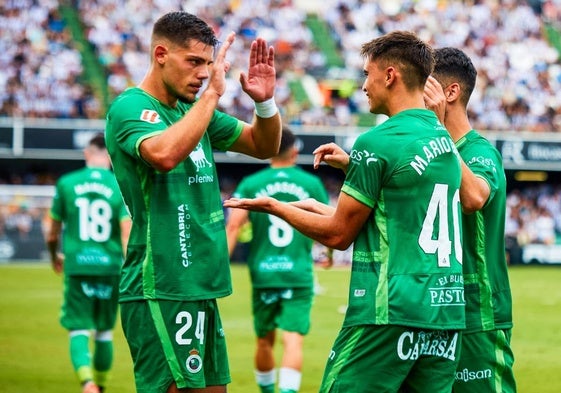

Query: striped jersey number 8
left=75, top=197, right=113, bottom=242
left=419, top=183, right=462, bottom=267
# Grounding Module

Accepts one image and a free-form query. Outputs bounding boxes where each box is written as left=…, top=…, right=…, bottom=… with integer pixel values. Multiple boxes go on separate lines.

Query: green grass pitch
left=0, top=263, right=560, bottom=392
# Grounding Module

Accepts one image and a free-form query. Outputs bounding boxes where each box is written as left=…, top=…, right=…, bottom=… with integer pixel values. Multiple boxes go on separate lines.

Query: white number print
left=175, top=311, right=206, bottom=345
left=418, top=184, right=462, bottom=267
left=268, top=215, right=293, bottom=248
left=75, top=197, right=112, bottom=242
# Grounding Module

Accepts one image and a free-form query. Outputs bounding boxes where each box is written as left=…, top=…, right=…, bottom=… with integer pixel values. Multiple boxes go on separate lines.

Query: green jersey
left=342, top=109, right=465, bottom=330
left=50, top=167, right=128, bottom=276
left=233, top=166, right=329, bottom=288
left=457, top=130, right=513, bottom=333
left=105, top=87, right=243, bottom=302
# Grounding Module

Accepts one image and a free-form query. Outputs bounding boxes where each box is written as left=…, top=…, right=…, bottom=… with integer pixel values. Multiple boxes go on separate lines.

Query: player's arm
left=459, top=161, right=490, bottom=214
left=120, top=218, right=132, bottom=258
left=290, top=198, right=335, bottom=216
left=45, top=217, right=63, bottom=274
left=225, top=207, right=249, bottom=257
left=225, top=192, right=370, bottom=250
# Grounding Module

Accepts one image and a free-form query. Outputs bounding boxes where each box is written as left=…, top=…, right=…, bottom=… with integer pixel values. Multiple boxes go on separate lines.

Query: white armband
left=254, top=98, right=278, bottom=118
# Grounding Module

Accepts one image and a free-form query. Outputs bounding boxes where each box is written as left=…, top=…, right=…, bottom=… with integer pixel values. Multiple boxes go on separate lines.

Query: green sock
left=93, top=338, right=113, bottom=388
left=279, top=390, right=297, bottom=393
left=259, top=384, right=275, bottom=393
left=69, top=333, right=93, bottom=383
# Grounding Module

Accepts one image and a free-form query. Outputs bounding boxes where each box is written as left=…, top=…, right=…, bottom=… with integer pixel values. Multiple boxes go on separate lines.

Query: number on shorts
left=175, top=311, right=205, bottom=345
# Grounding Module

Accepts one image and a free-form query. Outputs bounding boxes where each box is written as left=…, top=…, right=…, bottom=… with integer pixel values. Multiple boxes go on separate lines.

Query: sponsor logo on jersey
left=139, top=109, right=161, bottom=124
left=178, top=203, right=192, bottom=267
left=430, top=274, right=465, bottom=307
left=397, top=330, right=459, bottom=361
left=455, top=368, right=493, bottom=382
left=467, top=155, right=497, bottom=173
left=350, top=149, right=379, bottom=165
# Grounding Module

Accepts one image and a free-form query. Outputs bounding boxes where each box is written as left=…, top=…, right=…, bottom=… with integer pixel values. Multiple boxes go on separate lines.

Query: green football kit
left=50, top=166, right=128, bottom=277
left=105, top=87, right=243, bottom=391
left=50, top=166, right=128, bottom=330
left=233, top=166, right=329, bottom=336
left=320, top=109, right=465, bottom=393
left=233, top=166, right=329, bottom=288
left=50, top=165, right=128, bottom=389
left=452, top=130, right=516, bottom=393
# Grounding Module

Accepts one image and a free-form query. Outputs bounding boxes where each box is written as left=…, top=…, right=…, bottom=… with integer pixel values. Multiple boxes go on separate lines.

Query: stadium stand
left=1, top=0, right=561, bottom=263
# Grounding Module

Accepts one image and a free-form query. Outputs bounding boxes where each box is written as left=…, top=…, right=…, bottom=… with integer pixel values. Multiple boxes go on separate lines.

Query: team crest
left=189, top=143, right=212, bottom=172
left=140, top=109, right=161, bottom=124
left=186, top=349, right=202, bottom=373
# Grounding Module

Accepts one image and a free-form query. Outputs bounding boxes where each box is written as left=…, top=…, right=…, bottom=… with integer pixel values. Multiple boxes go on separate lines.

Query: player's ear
left=154, top=44, right=168, bottom=65
left=445, top=82, right=461, bottom=102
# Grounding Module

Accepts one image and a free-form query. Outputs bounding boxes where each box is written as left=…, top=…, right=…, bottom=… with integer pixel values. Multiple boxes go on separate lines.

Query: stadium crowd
left=2, top=0, right=561, bottom=131
left=1, top=0, right=561, bottom=263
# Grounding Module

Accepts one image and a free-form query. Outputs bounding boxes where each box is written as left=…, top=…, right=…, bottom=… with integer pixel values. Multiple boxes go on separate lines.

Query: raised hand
left=207, top=32, right=236, bottom=97
left=313, top=143, right=350, bottom=172
left=239, top=38, right=276, bottom=102
left=423, top=75, right=446, bottom=124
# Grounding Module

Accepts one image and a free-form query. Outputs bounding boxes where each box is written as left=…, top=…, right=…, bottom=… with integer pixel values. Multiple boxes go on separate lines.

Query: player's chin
left=178, top=93, right=197, bottom=104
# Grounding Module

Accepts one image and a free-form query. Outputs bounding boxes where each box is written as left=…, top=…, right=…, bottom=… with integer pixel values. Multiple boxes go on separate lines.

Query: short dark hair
left=432, top=47, right=477, bottom=107
left=89, top=132, right=106, bottom=149
left=278, top=127, right=297, bottom=155
left=152, top=11, right=219, bottom=48
left=361, top=31, right=434, bottom=90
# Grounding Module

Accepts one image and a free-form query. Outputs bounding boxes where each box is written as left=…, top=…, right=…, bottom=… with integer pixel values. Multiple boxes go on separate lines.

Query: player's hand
left=206, top=32, right=236, bottom=97
left=51, top=253, right=64, bottom=274
left=313, top=143, right=349, bottom=172
left=424, top=75, right=446, bottom=124
left=239, top=38, right=276, bottom=102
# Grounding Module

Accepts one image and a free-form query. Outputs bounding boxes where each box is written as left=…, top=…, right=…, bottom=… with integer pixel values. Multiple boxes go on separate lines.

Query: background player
left=46, top=132, right=131, bottom=393
left=226, top=127, right=331, bottom=393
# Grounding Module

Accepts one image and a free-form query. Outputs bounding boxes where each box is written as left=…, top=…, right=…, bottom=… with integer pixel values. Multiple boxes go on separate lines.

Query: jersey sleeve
left=107, top=92, right=167, bottom=162
left=207, top=110, right=244, bottom=151
left=342, top=133, right=385, bottom=208
left=462, top=141, right=503, bottom=207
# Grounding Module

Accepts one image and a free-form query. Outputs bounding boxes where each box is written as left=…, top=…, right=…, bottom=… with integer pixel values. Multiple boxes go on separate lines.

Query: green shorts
left=252, top=287, right=313, bottom=337
left=120, top=299, right=230, bottom=393
left=60, top=275, right=119, bottom=331
left=320, top=325, right=461, bottom=393
left=453, top=329, right=516, bottom=393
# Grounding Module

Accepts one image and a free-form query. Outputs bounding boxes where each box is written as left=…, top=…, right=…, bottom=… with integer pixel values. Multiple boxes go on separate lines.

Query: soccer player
left=46, top=133, right=131, bottom=393
left=424, top=47, right=516, bottom=392
left=104, top=11, right=281, bottom=393
left=225, top=31, right=465, bottom=392
left=226, top=127, right=331, bottom=393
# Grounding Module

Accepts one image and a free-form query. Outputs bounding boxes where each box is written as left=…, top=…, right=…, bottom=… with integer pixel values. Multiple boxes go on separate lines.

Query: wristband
left=254, top=98, right=278, bottom=118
